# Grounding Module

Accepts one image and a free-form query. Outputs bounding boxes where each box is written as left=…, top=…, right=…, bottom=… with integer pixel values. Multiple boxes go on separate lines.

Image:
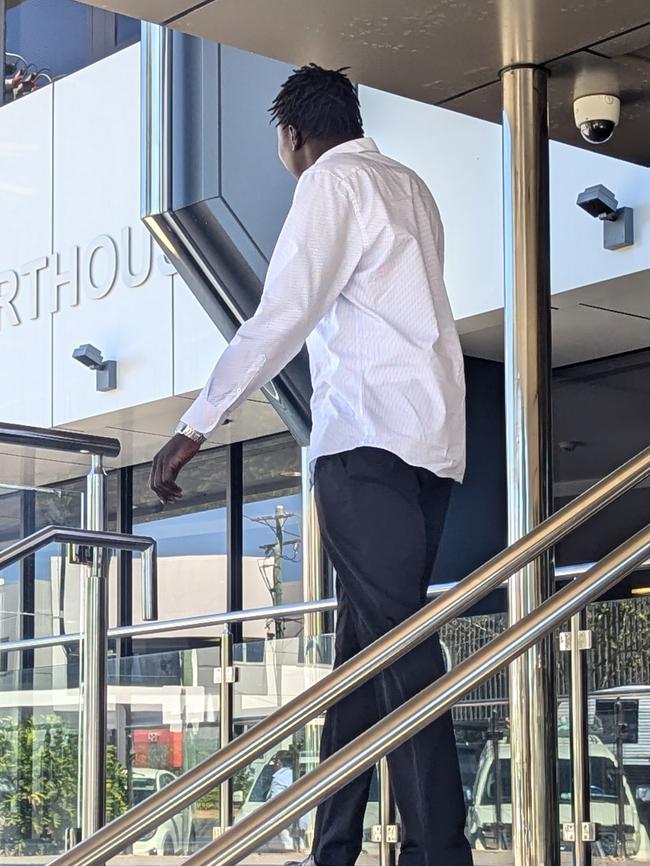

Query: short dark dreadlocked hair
left=269, top=63, right=364, bottom=140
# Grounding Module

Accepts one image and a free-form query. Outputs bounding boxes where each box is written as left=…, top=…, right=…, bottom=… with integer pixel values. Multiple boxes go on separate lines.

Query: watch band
left=174, top=421, right=206, bottom=444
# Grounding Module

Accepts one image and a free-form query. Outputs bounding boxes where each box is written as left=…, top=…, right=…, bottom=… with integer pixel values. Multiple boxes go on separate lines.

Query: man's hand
left=149, top=434, right=202, bottom=504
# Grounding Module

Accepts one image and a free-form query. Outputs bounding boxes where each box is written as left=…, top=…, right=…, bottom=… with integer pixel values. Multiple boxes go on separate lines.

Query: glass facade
left=131, top=449, right=229, bottom=642
left=583, top=597, right=650, bottom=860
left=4, top=0, right=140, bottom=104
left=242, top=437, right=303, bottom=641
left=0, top=432, right=305, bottom=667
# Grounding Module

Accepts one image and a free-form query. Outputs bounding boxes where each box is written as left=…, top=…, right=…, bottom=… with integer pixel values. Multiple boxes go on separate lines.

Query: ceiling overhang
left=78, top=0, right=650, bottom=164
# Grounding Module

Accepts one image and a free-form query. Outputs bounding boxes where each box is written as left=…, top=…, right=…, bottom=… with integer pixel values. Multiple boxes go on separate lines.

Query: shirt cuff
left=179, top=394, right=226, bottom=437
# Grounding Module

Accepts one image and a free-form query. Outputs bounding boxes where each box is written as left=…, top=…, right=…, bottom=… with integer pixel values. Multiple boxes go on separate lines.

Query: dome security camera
left=573, top=94, right=620, bottom=145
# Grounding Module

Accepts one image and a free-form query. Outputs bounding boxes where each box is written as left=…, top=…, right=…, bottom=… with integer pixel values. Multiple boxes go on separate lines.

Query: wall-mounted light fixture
left=72, top=344, right=117, bottom=392
left=576, top=184, right=634, bottom=251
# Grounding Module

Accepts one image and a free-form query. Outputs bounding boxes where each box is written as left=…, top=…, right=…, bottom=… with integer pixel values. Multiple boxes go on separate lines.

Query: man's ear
left=288, top=125, right=303, bottom=151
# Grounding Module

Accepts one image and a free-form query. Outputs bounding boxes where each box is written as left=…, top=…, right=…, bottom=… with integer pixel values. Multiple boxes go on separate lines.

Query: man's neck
left=299, top=135, right=360, bottom=175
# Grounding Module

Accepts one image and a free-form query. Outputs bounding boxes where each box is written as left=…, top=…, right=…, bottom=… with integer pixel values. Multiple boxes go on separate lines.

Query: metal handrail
left=0, top=525, right=158, bottom=622
left=0, top=421, right=120, bottom=458
left=0, top=597, right=338, bottom=654
left=3, top=559, right=649, bottom=656
left=0, top=526, right=158, bottom=620
left=184, top=523, right=650, bottom=866
left=50, top=444, right=650, bottom=866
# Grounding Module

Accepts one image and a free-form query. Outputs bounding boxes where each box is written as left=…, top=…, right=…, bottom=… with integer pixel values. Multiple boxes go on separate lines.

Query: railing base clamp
left=559, top=629, right=592, bottom=651
left=582, top=821, right=597, bottom=842
left=562, top=821, right=597, bottom=842
left=371, top=824, right=401, bottom=844
left=214, top=667, right=238, bottom=684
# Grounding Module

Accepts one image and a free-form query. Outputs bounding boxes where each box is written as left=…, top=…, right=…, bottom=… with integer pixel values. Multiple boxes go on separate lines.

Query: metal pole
left=80, top=455, right=108, bottom=839
left=569, top=611, right=592, bottom=866
left=226, top=443, right=243, bottom=645
left=615, top=699, right=627, bottom=858
left=219, top=627, right=233, bottom=835
left=489, top=711, right=505, bottom=849
left=378, top=757, right=396, bottom=866
left=140, top=539, right=158, bottom=622
left=273, top=505, right=285, bottom=639
left=502, top=64, right=558, bottom=866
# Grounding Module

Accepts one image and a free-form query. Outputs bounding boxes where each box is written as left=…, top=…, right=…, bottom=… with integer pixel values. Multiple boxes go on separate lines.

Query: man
left=267, top=751, right=296, bottom=852
left=150, top=64, right=471, bottom=866
left=267, top=750, right=295, bottom=800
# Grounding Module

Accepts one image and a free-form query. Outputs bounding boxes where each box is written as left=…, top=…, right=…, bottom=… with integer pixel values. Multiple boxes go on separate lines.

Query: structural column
left=502, top=65, right=559, bottom=866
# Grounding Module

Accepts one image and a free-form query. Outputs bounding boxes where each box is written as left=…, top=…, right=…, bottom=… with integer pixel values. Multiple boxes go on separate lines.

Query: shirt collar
left=313, top=137, right=379, bottom=166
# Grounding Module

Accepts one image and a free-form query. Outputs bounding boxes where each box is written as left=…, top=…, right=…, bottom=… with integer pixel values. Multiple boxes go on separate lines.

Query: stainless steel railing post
left=219, top=627, right=233, bottom=835
left=615, top=699, right=628, bottom=858
left=80, top=454, right=109, bottom=839
left=141, top=541, right=159, bottom=622
left=378, top=757, right=396, bottom=866
left=569, top=610, right=592, bottom=866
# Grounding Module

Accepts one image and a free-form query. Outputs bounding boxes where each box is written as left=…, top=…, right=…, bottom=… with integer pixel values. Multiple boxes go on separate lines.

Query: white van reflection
left=467, top=735, right=650, bottom=858
left=131, top=768, right=194, bottom=857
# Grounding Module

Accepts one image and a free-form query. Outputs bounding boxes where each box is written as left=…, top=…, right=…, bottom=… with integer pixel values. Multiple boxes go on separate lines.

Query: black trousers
left=312, top=447, right=472, bottom=866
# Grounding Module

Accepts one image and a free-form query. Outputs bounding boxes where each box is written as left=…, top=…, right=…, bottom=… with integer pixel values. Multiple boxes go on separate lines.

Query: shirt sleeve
left=180, top=168, right=364, bottom=435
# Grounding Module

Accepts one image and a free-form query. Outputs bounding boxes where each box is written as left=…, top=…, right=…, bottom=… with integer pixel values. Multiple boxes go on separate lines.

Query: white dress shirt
left=181, top=137, right=466, bottom=482
left=267, top=765, right=293, bottom=800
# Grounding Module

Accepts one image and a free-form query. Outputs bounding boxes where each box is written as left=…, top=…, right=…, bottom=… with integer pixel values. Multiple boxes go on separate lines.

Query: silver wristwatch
left=174, top=421, right=206, bottom=444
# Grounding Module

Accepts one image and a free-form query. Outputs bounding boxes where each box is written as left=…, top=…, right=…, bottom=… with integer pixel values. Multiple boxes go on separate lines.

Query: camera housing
left=576, top=184, right=634, bottom=251
left=573, top=94, right=620, bottom=145
left=72, top=343, right=105, bottom=370
left=576, top=185, right=619, bottom=220
left=72, top=344, right=117, bottom=391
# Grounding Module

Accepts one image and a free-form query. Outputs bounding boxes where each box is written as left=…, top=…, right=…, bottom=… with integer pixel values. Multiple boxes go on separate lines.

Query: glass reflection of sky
left=134, top=494, right=302, bottom=582
left=0, top=562, right=20, bottom=584
left=135, top=509, right=226, bottom=557
left=244, top=494, right=302, bottom=583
